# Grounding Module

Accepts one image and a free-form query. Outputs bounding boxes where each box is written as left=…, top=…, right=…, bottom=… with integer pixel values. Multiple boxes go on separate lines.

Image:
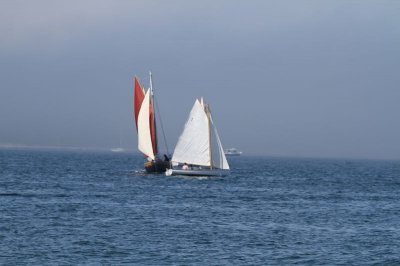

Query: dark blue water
left=1, top=149, right=400, bottom=265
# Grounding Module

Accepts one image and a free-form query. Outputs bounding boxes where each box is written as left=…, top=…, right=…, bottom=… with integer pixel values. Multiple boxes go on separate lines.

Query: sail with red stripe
left=134, top=73, right=159, bottom=160
left=134, top=72, right=171, bottom=173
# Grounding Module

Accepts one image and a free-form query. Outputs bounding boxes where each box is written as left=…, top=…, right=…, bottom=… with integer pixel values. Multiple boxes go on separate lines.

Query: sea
left=1, top=148, right=400, bottom=265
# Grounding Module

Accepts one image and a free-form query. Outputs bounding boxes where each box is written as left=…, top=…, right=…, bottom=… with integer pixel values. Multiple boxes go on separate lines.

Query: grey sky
left=1, top=0, right=399, bottom=159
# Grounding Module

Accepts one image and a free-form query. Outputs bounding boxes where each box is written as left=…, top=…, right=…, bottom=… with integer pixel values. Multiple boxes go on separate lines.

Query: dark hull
left=144, top=160, right=170, bottom=173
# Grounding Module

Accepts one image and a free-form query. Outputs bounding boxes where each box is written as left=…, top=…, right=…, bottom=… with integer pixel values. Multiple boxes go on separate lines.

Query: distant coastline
left=1, top=143, right=399, bottom=161
left=0, top=143, right=133, bottom=153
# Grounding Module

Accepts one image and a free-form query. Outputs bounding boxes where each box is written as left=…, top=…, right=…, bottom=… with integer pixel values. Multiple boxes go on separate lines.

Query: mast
left=206, top=101, right=213, bottom=170
left=150, top=72, right=170, bottom=157
left=149, top=72, right=158, bottom=157
left=149, top=72, right=154, bottom=94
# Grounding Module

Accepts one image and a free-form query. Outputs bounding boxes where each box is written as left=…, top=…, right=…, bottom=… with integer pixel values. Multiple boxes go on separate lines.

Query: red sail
left=149, top=96, right=158, bottom=156
left=134, top=77, right=145, bottom=130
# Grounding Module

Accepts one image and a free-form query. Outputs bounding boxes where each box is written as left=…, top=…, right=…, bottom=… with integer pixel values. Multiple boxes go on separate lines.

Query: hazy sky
left=1, top=0, right=399, bottom=159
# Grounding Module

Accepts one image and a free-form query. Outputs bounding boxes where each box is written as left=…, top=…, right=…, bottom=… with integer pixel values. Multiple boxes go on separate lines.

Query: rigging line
left=151, top=80, right=170, bottom=156
left=154, top=95, right=170, bottom=156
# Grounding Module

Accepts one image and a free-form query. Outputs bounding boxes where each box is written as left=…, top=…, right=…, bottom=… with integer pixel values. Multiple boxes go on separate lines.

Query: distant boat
left=111, top=128, right=125, bottom=153
left=134, top=73, right=170, bottom=173
left=111, top=148, right=125, bottom=153
left=225, top=148, right=242, bottom=156
left=166, top=98, right=230, bottom=177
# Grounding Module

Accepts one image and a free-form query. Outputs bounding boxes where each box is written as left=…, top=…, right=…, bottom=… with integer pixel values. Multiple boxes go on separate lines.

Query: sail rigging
left=134, top=73, right=166, bottom=161
left=171, top=98, right=229, bottom=170
left=133, top=72, right=174, bottom=173
left=134, top=75, right=158, bottom=159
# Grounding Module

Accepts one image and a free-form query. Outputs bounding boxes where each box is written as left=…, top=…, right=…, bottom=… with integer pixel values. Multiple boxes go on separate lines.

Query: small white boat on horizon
left=225, top=148, right=242, bottom=156
left=111, top=148, right=125, bottom=153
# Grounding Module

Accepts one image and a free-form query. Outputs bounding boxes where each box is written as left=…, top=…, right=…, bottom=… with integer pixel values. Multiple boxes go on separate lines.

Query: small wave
left=0, top=192, right=70, bottom=198
left=178, top=175, right=212, bottom=180
left=128, top=169, right=147, bottom=176
left=0, top=192, right=39, bottom=198
left=0, top=192, right=21, bottom=197
left=93, top=194, right=109, bottom=198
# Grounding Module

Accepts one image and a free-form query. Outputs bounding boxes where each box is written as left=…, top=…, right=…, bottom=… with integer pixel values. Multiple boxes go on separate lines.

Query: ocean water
left=0, top=149, right=400, bottom=265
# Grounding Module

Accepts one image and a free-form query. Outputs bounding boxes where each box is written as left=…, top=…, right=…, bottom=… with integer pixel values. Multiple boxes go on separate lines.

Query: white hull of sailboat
left=165, top=168, right=229, bottom=177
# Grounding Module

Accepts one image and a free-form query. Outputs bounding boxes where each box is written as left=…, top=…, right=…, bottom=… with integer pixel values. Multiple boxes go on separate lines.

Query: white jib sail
left=171, top=99, right=210, bottom=167
left=137, top=89, right=155, bottom=160
left=209, top=113, right=230, bottom=170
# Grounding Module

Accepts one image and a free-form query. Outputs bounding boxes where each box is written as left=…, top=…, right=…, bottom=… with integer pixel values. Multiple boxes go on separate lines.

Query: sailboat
left=111, top=128, right=125, bottom=152
left=225, top=148, right=242, bottom=156
left=111, top=147, right=125, bottom=153
left=165, top=98, right=230, bottom=177
left=134, top=73, right=170, bottom=173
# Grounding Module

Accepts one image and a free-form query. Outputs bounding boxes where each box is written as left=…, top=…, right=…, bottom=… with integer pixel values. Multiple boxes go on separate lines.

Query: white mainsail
left=137, top=89, right=155, bottom=160
left=171, top=99, right=210, bottom=166
left=171, top=98, right=230, bottom=170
